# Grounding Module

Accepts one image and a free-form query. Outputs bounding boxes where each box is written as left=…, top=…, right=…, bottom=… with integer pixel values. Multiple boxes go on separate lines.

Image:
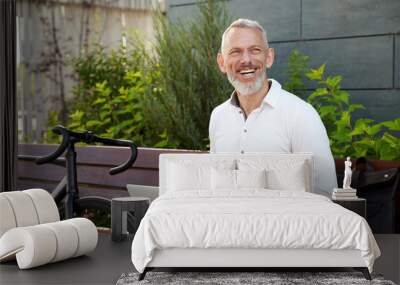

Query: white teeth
left=239, top=69, right=255, bottom=74
left=242, top=73, right=255, bottom=78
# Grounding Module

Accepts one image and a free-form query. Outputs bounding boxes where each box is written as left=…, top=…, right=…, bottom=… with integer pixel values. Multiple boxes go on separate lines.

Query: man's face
left=217, top=27, right=274, bottom=96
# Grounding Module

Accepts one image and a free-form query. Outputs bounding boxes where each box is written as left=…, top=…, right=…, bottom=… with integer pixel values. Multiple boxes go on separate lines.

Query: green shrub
left=283, top=49, right=309, bottom=99
left=56, top=1, right=232, bottom=150
left=66, top=42, right=164, bottom=147
left=285, top=49, right=400, bottom=160
left=44, top=111, right=62, bottom=144
left=146, top=1, right=232, bottom=150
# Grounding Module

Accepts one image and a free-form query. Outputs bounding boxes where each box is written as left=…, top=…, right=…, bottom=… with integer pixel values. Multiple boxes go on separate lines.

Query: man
left=209, top=18, right=337, bottom=197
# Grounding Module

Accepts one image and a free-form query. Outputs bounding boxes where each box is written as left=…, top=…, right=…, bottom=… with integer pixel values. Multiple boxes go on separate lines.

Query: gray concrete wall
left=167, top=0, right=400, bottom=123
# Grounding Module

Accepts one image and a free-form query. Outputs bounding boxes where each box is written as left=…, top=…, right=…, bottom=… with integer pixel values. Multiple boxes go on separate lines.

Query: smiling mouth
left=238, top=68, right=257, bottom=78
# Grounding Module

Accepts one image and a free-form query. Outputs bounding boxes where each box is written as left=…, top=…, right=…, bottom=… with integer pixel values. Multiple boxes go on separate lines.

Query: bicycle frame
left=65, top=142, right=79, bottom=219
left=17, top=148, right=79, bottom=219
left=17, top=154, right=67, bottom=204
left=29, top=125, right=138, bottom=220
left=52, top=176, right=67, bottom=204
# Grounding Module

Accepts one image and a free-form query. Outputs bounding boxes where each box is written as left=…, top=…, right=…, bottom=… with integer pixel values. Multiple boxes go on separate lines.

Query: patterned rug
left=116, top=271, right=396, bottom=285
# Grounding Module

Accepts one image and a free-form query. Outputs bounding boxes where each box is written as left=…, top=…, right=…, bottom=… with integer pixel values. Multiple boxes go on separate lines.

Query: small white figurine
left=343, top=157, right=353, bottom=189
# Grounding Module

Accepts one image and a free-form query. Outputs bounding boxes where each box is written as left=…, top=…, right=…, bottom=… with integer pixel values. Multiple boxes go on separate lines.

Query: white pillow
left=167, top=162, right=210, bottom=191
left=267, top=161, right=307, bottom=191
left=238, top=159, right=309, bottom=192
left=267, top=162, right=308, bottom=192
left=165, top=158, right=236, bottom=193
left=210, top=168, right=268, bottom=191
left=236, top=169, right=267, bottom=189
left=211, top=167, right=236, bottom=190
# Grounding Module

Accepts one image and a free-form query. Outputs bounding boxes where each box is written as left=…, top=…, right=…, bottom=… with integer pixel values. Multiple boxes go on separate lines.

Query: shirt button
left=244, top=129, right=247, bottom=133
left=241, top=150, right=244, bottom=154
left=239, top=111, right=242, bottom=114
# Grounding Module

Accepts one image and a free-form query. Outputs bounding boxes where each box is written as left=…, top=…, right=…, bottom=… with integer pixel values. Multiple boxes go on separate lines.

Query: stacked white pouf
left=0, top=189, right=98, bottom=269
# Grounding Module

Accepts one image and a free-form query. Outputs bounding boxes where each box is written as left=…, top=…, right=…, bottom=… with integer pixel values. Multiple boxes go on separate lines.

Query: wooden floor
left=0, top=233, right=134, bottom=285
left=1, top=234, right=399, bottom=285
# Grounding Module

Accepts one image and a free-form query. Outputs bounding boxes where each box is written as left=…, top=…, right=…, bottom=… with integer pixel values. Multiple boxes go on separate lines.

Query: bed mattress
left=131, top=190, right=380, bottom=273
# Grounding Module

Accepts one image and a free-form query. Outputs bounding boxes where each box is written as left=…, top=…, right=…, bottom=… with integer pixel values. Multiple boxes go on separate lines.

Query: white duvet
left=131, top=190, right=380, bottom=273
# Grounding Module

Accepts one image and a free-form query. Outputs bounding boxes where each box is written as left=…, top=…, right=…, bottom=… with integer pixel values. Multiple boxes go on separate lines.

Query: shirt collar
left=229, top=79, right=281, bottom=109
left=229, top=90, right=240, bottom=108
left=261, top=78, right=281, bottom=108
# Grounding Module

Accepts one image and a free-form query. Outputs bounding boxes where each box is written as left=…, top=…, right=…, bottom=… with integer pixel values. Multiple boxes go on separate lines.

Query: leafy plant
left=67, top=42, right=163, bottom=146
left=57, top=1, right=232, bottom=150
left=147, top=0, right=232, bottom=150
left=283, top=49, right=309, bottom=98
left=43, top=111, right=62, bottom=144
left=286, top=49, right=400, bottom=160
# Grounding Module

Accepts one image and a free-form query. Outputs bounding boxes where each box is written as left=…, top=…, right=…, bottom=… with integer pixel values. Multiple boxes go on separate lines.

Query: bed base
left=354, top=267, right=372, bottom=280
left=138, top=248, right=372, bottom=281
left=138, top=267, right=371, bottom=281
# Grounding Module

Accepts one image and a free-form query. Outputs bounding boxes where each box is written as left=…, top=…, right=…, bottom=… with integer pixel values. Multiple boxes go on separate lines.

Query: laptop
left=126, top=184, right=159, bottom=202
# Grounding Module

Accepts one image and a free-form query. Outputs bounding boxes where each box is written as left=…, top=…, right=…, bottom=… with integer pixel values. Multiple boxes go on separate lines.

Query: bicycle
left=18, top=125, right=138, bottom=229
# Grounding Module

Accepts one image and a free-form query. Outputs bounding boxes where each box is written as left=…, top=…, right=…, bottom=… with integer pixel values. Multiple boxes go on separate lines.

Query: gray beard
left=227, top=71, right=266, bottom=97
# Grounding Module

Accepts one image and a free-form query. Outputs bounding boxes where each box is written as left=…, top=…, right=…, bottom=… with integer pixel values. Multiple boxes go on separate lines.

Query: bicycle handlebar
left=36, top=126, right=69, bottom=165
left=36, top=125, right=138, bottom=175
left=19, top=155, right=66, bottom=167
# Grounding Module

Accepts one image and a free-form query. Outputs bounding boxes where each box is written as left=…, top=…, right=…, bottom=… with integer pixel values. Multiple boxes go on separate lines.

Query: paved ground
left=0, top=233, right=134, bottom=285
left=1, top=234, right=398, bottom=285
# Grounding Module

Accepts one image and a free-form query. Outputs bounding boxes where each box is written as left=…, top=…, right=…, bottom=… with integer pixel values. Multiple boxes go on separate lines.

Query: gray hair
left=220, top=19, right=269, bottom=53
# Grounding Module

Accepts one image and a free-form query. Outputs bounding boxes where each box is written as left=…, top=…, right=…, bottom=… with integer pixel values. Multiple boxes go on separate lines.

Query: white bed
left=131, top=153, right=380, bottom=280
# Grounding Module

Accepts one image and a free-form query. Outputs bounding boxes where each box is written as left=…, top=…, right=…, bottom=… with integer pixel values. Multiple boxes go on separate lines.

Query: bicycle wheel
left=74, top=196, right=136, bottom=232
left=75, top=196, right=112, bottom=228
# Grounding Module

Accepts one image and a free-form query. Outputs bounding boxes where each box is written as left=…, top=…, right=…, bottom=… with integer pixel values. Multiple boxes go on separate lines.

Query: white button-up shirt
left=209, top=79, right=338, bottom=196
